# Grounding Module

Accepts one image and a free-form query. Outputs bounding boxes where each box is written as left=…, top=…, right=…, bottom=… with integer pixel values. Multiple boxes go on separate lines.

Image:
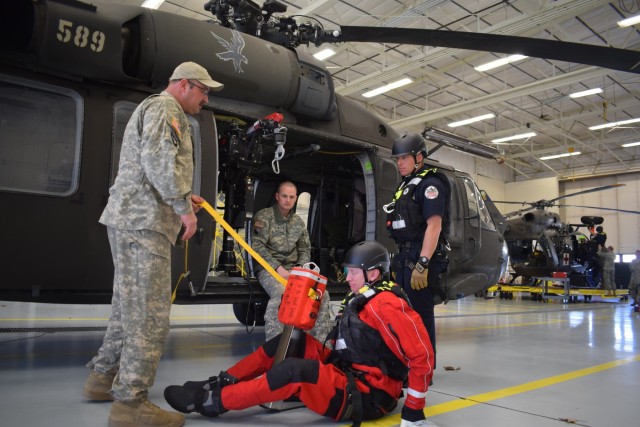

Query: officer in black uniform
left=384, top=132, right=450, bottom=366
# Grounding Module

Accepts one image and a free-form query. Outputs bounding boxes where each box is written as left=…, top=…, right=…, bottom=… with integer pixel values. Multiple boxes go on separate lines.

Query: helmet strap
left=413, top=154, right=420, bottom=172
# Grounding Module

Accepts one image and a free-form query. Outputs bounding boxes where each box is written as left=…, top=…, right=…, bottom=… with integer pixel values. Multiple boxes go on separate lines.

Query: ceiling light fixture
left=569, top=88, right=603, bottom=98
left=474, top=54, right=528, bottom=72
left=362, top=78, right=412, bottom=98
left=141, top=0, right=165, bottom=9
left=313, top=49, right=336, bottom=61
left=539, top=152, right=581, bottom=161
left=588, top=117, right=640, bottom=130
left=447, top=113, right=495, bottom=128
left=617, top=14, right=640, bottom=27
left=491, top=132, right=536, bottom=143
left=622, top=141, right=640, bottom=147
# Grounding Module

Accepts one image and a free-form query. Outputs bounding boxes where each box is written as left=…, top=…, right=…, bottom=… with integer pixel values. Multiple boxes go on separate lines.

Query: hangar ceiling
left=114, top=0, right=640, bottom=181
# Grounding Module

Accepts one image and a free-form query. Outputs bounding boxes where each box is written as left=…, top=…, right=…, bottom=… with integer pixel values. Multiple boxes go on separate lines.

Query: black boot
left=182, top=371, right=238, bottom=391
left=164, top=383, right=225, bottom=418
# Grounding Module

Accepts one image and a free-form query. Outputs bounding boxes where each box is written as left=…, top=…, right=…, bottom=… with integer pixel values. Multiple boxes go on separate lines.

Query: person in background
left=598, top=245, right=617, bottom=297
left=592, top=225, right=607, bottom=249
left=163, top=241, right=436, bottom=427
left=385, top=132, right=450, bottom=370
left=82, top=62, right=223, bottom=427
left=628, top=249, right=640, bottom=307
left=251, top=181, right=332, bottom=342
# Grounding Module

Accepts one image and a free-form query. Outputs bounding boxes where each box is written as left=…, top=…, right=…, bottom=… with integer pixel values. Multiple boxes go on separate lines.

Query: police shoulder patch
left=425, top=185, right=439, bottom=199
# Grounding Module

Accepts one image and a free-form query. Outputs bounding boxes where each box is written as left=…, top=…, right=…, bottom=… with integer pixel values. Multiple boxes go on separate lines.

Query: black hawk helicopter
left=1, top=0, right=636, bottom=323
left=495, top=184, right=640, bottom=288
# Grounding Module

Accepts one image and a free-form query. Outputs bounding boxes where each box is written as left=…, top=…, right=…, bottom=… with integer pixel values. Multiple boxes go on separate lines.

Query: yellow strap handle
left=198, top=200, right=287, bottom=286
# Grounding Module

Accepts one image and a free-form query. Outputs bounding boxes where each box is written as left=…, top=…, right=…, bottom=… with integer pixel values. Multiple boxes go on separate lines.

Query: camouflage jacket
left=251, top=205, right=310, bottom=271
left=629, top=258, right=640, bottom=285
left=100, top=91, right=193, bottom=243
left=597, top=250, right=616, bottom=271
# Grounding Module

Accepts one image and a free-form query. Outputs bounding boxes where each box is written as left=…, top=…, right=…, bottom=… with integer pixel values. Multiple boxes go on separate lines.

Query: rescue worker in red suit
left=385, top=132, right=450, bottom=370
left=164, top=241, right=435, bottom=427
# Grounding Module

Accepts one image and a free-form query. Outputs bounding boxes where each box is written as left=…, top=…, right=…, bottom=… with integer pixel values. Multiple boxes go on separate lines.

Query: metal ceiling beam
left=389, top=67, right=610, bottom=129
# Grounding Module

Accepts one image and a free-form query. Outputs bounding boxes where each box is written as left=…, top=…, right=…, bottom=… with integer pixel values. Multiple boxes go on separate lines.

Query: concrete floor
left=0, top=294, right=638, bottom=427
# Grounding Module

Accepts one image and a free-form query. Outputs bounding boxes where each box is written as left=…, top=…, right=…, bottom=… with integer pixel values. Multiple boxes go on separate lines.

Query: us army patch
left=168, top=117, right=182, bottom=146
left=253, top=220, right=265, bottom=233
left=425, top=186, right=439, bottom=199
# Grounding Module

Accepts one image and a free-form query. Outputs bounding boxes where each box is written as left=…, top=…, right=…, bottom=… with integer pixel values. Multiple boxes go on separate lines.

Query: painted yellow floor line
left=442, top=313, right=613, bottom=333
left=344, top=355, right=640, bottom=426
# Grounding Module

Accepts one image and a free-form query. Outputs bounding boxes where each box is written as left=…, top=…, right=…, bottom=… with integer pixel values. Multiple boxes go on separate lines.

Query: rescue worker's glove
left=410, top=262, right=429, bottom=290
left=400, top=405, right=426, bottom=426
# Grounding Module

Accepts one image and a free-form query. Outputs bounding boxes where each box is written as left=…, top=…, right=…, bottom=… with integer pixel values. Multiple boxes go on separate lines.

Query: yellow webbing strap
left=199, top=200, right=287, bottom=286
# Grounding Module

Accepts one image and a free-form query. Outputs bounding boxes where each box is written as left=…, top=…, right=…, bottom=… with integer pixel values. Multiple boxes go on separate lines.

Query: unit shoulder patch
left=425, top=185, right=439, bottom=199
left=168, top=116, right=182, bottom=146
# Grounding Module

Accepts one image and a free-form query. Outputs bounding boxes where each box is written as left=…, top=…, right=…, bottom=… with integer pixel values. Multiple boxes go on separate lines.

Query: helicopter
left=495, top=184, right=640, bottom=288
left=4, top=0, right=636, bottom=324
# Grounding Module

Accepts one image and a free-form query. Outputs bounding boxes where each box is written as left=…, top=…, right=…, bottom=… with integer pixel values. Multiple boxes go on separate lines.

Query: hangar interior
left=1, top=1, right=639, bottom=427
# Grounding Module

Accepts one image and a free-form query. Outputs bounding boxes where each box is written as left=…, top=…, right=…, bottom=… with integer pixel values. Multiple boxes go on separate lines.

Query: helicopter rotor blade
left=329, top=27, right=640, bottom=74
left=545, top=184, right=625, bottom=205
left=491, top=200, right=531, bottom=205
left=557, top=204, right=640, bottom=215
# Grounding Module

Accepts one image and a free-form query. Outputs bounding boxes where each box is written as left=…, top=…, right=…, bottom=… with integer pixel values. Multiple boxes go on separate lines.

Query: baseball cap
left=170, top=61, right=224, bottom=91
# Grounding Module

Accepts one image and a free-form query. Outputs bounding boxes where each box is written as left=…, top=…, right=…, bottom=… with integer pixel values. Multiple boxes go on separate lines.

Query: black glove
left=401, top=405, right=426, bottom=422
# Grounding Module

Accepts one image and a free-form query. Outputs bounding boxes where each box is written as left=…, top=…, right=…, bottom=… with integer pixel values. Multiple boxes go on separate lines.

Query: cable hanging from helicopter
left=245, top=112, right=287, bottom=174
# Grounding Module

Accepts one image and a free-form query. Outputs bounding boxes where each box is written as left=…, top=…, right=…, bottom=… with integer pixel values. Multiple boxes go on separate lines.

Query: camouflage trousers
left=257, top=269, right=333, bottom=343
left=86, top=227, right=172, bottom=402
left=630, top=282, right=639, bottom=304
left=602, top=269, right=616, bottom=292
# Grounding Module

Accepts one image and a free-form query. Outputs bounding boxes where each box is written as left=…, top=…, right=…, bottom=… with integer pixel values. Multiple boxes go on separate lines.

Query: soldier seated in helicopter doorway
left=251, top=180, right=332, bottom=342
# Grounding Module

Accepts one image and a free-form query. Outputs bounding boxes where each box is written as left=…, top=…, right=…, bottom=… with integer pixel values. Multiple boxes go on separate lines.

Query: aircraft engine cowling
left=0, top=0, right=336, bottom=121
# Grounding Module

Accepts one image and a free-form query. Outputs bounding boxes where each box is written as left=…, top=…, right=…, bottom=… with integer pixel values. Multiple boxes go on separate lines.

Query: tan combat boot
left=108, top=400, right=185, bottom=427
left=83, top=370, right=115, bottom=401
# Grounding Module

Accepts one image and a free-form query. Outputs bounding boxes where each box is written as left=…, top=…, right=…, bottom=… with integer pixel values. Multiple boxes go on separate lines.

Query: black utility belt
left=396, top=241, right=422, bottom=250
left=397, top=241, right=449, bottom=252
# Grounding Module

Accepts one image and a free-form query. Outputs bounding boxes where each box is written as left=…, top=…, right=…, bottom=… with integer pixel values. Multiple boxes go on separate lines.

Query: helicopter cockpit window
left=463, top=177, right=496, bottom=231
left=0, top=76, right=82, bottom=196
left=111, top=101, right=202, bottom=195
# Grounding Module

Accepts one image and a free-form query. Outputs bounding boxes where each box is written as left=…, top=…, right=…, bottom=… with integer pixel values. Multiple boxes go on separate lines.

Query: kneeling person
left=164, top=241, right=435, bottom=426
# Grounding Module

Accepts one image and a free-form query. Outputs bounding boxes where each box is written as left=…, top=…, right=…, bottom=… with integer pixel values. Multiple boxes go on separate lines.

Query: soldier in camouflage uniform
left=598, top=245, right=617, bottom=296
left=82, top=62, right=223, bottom=427
left=252, top=181, right=332, bottom=342
left=628, top=249, right=640, bottom=307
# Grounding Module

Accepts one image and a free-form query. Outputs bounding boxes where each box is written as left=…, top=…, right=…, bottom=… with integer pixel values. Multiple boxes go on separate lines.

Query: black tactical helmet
left=343, top=241, right=390, bottom=274
left=391, top=132, right=428, bottom=158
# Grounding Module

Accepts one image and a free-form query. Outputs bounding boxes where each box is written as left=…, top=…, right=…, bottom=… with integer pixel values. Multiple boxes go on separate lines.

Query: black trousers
left=392, top=245, right=447, bottom=367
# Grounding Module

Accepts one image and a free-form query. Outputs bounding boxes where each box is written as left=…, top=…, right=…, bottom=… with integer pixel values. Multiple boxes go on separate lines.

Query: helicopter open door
left=436, top=171, right=507, bottom=302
